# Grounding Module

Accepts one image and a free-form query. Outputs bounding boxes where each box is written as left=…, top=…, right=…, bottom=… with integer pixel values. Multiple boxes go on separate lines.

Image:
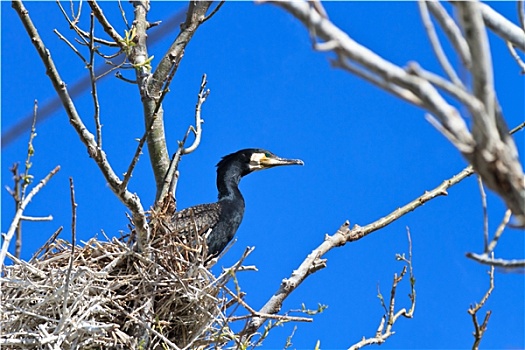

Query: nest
left=0, top=207, right=245, bottom=349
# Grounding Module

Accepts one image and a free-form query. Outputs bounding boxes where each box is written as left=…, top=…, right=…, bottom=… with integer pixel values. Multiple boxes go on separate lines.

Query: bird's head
left=217, top=148, right=304, bottom=176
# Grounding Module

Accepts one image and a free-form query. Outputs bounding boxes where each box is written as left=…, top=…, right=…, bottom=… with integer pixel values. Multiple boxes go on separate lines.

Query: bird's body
left=170, top=149, right=303, bottom=257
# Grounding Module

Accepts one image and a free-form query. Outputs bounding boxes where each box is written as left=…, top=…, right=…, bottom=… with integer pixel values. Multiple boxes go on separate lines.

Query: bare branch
left=87, top=0, right=124, bottom=44
left=56, top=178, right=78, bottom=334
left=333, top=58, right=424, bottom=107
left=202, top=0, right=225, bottom=24
left=53, top=29, right=88, bottom=65
left=505, top=41, right=525, bottom=73
left=267, top=0, right=525, bottom=226
left=156, top=74, right=210, bottom=206
left=426, top=1, right=472, bottom=68
left=28, top=226, right=63, bottom=263
left=418, top=1, right=463, bottom=86
left=519, top=0, right=525, bottom=31
left=479, top=2, right=525, bottom=52
left=466, top=253, right=525, bottom=269
left=348, top=228, right=415, bottom=349
left=14, top=101, right=40, bottom=259
left=117, top=0, right=130, bottom=30
left=182, top=74, right=208, bottom=155
left=0, top=166, right=60, bottom=269
left=89, top=12, right=102, bottom=148
left=487, top=209, right=512, bottom=254
left=468, top=264, right=495, bottom=350
left=20, top=215, right=53, bottom=222
left=477, top=176, right=489, bottom=252
left=456, top=2, right=495, bottom=123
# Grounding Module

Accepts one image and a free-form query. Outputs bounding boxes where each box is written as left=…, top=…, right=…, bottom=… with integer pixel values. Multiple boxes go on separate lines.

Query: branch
left=87, top=0, right=124, bottom=45
left=418, top=1, right=463, bottom=86
left=349, top=228, right=416, bottom=350
left=465, top=253, right=525, bottom=269
left=156, top=74, right=209, bottom=206
left=182, top=74, right=208, bottom=155
left=505, top=41, right=525, bottom=73
left=479, top=2, right=525, bottom=52
left=465, top=209, right=525, bottom=269
left=0, top=166, right=60, bottom=269
left=55, top=178, right=78, bottom=335
left=241, top=160, right=474, bottom=337
left=88, top=12, right=102, bottom=148
left=12, top=0, right=150, bottom=251
left=426, top=1, right=472, bottom=68
left=242, top=114, right=519, bottom=335
left=266, top=0, right=525, bottom=226
left=455, top=1, right=525, bottom=226
left=468, top=264, right=494, bottom=350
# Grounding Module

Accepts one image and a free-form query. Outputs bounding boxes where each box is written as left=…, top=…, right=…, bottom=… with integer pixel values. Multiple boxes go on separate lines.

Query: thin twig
left=20, top=215, right=53, bottom=222
left=486, top=209, right=512, bottom=254
left=426, top=1, right=472, bottom=68
left=61, top=178, right=78, bottom=323
left=182, top=74, right=208, bottom=155
left=55, top=0, right=90, bottom=47
left=14, top=101, right=40, bottom=259
left=202, top=0, right=225, bottom=24
left=418, top=1, right=463, bottom=86
left=468, top=263, right=494, bottom=350
left=87, top=0, right=124, bottom=44
left=505, top=41, right=525, bottom=73
left=477, top=176, right=489, bottom=252
left=120, top=118, right=155, bottom=191
left=156, top=74, right=210, bottom=206
left=89, top=12, right=102, bottom=148
left=29, top=226, right=63, bottom=263
left=465, top=253, right=525, bottom=268
left=117, top=0, right=130, bottom=30
left=519, top=0, right=525, bottom=32
left=54, top=29, right=88, bottom=65
left=223, top=285, right=312, bottom=323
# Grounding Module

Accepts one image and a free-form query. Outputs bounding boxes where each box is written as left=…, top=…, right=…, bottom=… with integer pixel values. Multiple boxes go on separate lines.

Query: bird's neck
left=217, top=163, right=245, bottom=204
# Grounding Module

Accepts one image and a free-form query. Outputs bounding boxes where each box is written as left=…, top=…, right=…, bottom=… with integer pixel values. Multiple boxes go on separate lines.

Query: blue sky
left=1, top=2, right=524, bottom=349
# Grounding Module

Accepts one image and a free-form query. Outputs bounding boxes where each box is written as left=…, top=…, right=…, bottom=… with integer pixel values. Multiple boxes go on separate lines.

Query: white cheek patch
left=249, top=153, right=266, bottom=171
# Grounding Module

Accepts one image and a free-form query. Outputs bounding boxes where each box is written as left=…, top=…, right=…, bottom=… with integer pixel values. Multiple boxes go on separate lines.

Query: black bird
left=170, top=148, right=303, bottom=257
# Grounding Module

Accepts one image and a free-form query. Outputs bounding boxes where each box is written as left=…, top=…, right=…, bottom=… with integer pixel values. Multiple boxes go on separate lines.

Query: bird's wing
left=170, top=202, right=222, bottom=237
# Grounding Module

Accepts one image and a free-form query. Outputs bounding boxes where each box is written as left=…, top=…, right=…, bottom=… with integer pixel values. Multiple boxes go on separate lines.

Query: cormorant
left=170, top=148, right=303, bottom=257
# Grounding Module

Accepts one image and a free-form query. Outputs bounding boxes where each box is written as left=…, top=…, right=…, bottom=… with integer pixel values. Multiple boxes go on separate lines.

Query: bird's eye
left=264, top=152, right=271, bottom=158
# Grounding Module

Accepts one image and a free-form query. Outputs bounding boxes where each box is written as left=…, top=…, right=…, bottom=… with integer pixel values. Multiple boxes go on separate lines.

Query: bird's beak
left=260, top=156, right=304, bottom=168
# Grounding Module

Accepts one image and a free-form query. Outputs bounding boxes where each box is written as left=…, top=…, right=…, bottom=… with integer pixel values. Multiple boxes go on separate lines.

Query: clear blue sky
left=1, top=2, right=524, bottom=349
